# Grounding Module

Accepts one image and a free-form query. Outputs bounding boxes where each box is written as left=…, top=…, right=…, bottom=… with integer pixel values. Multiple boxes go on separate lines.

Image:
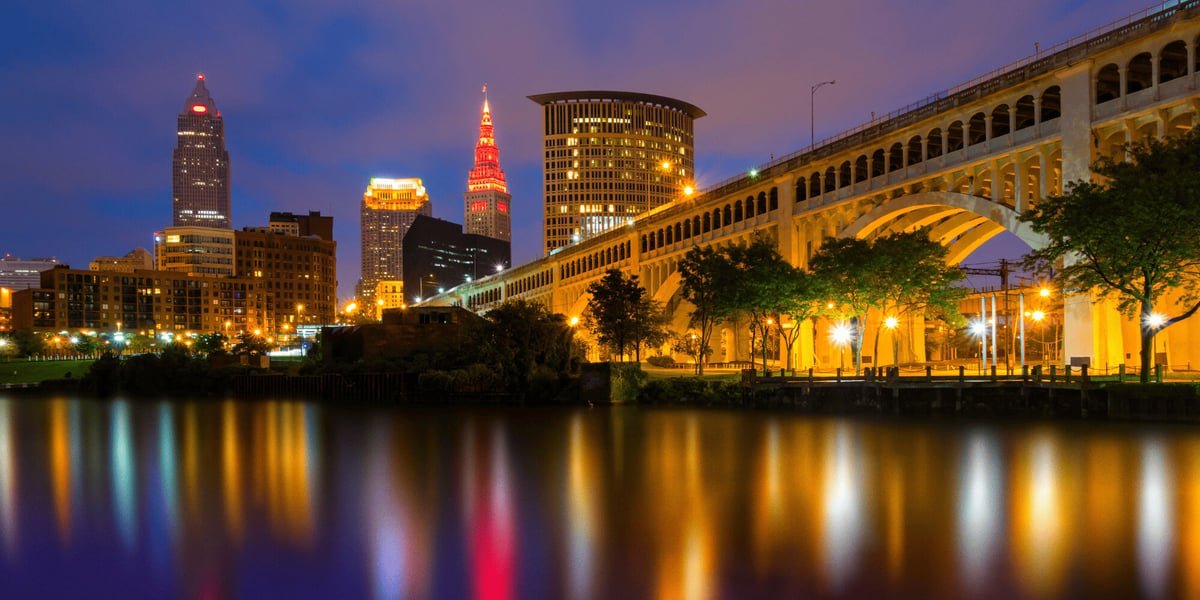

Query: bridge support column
left=776, top=175, right=797, bottom=263
left=1093, top=297, right=1126, bottom=372
left=797, top=319, right=815, bottom=370
left=1059, top=65, right=1099, bottom=367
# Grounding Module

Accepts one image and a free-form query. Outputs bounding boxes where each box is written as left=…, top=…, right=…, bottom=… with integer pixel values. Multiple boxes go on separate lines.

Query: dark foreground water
left=0, top=396, right=1195, bottom=599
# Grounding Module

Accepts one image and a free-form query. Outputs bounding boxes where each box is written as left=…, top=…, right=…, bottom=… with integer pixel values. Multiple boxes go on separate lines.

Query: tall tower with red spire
left=464, top=85, right=512, bottom=242
left=172, top=74, right=231, bottom=228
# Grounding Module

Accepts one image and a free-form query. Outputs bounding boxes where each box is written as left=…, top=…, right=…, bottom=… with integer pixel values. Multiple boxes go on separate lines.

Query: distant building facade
left=464, top=90, right=512, bottom=243
left=402, top=215, right=510, bottom=303
left=268, top=210, right=335, bottom=240
left=235, top=211, right=337, bottom=338
left=374, top=280, right=406, bottom=317
left=90, top=248, right=154, bottom=272
left=528, top=91, right=704, bottom=253
left=0, top=256, right=61, bottom=291
left=360, top=178, right=432, bottom=307
left=12, top=266, right=262, bottom=335
left=154, top=226, right=237, bottom=277
left=173, top=74, right=231, bottom=228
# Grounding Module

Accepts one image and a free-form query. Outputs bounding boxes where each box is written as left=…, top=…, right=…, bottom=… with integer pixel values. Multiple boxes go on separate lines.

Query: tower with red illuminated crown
left=172, top=74, right=231, bottom=228
left=463, top=85, right=511, bottom=242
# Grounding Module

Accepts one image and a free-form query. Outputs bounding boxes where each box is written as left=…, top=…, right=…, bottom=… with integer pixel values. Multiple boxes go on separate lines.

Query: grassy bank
left=0, top=360, right=94, bottom=385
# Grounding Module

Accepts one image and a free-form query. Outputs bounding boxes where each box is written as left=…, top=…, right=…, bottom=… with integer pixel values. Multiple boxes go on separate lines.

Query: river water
left=0, top=395, right=1194, bottom=599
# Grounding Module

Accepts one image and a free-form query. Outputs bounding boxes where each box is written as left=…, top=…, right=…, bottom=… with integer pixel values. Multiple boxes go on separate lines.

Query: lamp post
left=830, top=321, right=852, bottom=372
left=1146, top=312, right=1166, bottom=371
left=884, top=316, right=899, bottom=370
left=811, top=80, right=836, bottom=148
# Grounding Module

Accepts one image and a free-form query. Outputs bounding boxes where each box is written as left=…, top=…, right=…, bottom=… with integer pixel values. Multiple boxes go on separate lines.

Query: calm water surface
left=0, top=395, right=1195, bottom=599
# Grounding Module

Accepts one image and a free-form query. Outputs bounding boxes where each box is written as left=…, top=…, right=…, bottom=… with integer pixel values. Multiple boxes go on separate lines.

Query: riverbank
left=13, top=356, right=1200, bottom=423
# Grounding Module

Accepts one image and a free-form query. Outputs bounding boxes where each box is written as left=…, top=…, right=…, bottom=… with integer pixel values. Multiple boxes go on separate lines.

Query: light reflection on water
left=0, top=396, right=1194, bottom=599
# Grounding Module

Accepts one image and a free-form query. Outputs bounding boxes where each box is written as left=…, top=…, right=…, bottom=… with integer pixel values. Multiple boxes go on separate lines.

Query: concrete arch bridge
left=426, top=2, right=1200, bottom=371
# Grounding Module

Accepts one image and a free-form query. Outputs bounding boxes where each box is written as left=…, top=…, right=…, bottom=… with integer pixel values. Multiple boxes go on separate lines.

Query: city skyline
left=0, top=0, right=1140, bottom=301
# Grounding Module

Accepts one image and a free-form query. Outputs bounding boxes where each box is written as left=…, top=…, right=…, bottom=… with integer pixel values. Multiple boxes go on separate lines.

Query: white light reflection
left=957, top=430, right=1001, bottom=589
left=111, top=400, right=137, bottom=553
left=566, top=415, right=596, bottom=600
left=157, top=403, right=180, bottom=552
left=67, top=401, right=84, bottom=539
left=1026, top=435, right=1060, bottom=587
left=0, top=401, right=16, bottom=557
left=822, top=424, right=864, bottom=593
left=1138, top=439, right=1174, bottom=600
left=365, top=422, right=405, bottom=600
left=766, top=422, right=781, bottom=517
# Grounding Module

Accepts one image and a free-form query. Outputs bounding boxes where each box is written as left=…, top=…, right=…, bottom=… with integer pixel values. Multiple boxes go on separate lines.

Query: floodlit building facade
left=236, top=211, right=337, bottom=338
left=0, top=255, right=61, bottom=290
left=172, top=74, right=231, bottom=228
left=154, top=226, right=237, bottom=277
left=12, top=266, right=263, bottom=335
left=360, top=178, right=432, bottom=307
left=528, top=91, right=704, bottom=254
left=464, top=90, right=512, bottom=244
left=90, top=248, right=154, bottom=273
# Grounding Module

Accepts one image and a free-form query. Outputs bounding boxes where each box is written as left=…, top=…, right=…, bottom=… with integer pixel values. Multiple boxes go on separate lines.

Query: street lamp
left=811, top=80, right=836, bottom=148
left=1146, top=312, right=1167, bottom=369
left=970, top=320, right=988, bottom=374
left=884, top=316, right=899, bottom=369
left=830, top=322, right=852, bottom=371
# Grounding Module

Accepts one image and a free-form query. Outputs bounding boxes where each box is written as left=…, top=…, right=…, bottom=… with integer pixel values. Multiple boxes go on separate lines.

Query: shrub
left=645, top=355, right=676, bottom=368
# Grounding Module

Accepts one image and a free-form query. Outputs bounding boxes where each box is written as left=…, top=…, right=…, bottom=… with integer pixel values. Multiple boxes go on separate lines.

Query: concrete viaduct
left=425, top=1, right=1200, bottom=371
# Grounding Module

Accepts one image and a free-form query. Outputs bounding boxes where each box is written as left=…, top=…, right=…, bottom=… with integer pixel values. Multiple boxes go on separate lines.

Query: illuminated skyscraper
left=528, top=91, right=704, bottom=254
left=464, top=86, right=512, bottom=243
left=172, top=74, right=231, bottom=228
left=360, top=178, right=432, bottom=307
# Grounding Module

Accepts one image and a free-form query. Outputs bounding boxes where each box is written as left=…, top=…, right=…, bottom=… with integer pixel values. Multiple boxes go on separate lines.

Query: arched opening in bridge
left=1126, top=52, right=1153, bottom=94
left=991, top=104, right=1010, bottom=138
left=1096, top=64, right=1121, bottom=104
left=907, top=136, right=922, bottom=166
left=968, top=112, right=987, bottom=146
left=871, top=150, right=885, bottom=177
left=1040, top=86, right=1061, bottom=120
left=927, top=128, right=943, bottom=159
left=1014, top=96, right=1035, bottom=130
left=839, top=192, right=1045, bottom=368
left=888, top=143, right=903, bottom=172
left=947, top=121, right=964, bottom=152
left=1160, top=40, right=1188, bottom=84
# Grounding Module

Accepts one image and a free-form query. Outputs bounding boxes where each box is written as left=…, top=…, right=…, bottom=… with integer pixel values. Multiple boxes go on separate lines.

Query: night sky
left=1, top=0, right=1140, bottom=300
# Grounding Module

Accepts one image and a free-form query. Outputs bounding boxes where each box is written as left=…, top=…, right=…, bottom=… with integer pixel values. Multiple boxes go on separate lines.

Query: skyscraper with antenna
left=463, top=84, right=512, bottom=242
left=172, top=74, right=231, bottom=228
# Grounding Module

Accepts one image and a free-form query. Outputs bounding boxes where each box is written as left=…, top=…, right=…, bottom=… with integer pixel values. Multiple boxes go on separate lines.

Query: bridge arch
left=838, top=191, right=1048, bottom=263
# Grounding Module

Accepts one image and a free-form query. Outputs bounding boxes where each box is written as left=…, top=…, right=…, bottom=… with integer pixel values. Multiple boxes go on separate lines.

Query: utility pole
left=961, top=260, right=1012, bottom=373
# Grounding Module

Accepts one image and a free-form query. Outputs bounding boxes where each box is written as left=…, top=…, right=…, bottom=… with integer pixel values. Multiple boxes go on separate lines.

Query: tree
left=870, top=229, right=967, bottom=367
left=678, top=245, right=738, bottom=375
left=808, top=237, right=885, bottom=374
left=770, top=267, right=824, bottom=373
left=72, top=335, right=99, bottom=357
left=196, top=332, right=229, bottom=357
left=1021, top=129, right=1200, bottom=382
left=478, top=299, right=580, bottom=391
left=583, top=269, right=664, bottom=361
left=11, top=329, right=45, bottom=358
left=231, top=332, right=270, bottom=356
left=629, top=297, right=670, bottom=362
left=719, top=234, right=819, bottom=373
